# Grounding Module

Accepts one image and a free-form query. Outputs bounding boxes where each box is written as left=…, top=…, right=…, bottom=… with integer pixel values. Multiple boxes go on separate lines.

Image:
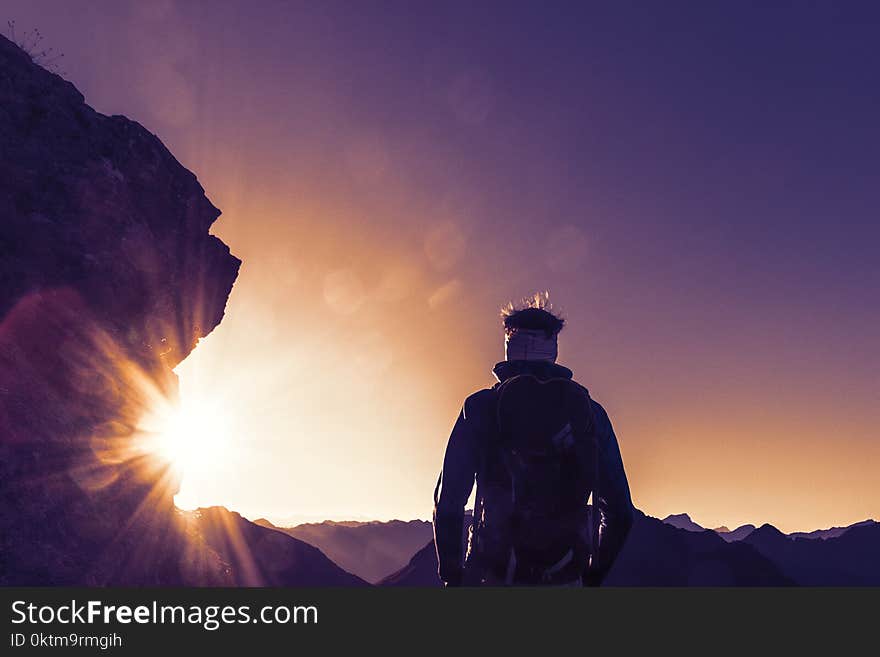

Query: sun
left=145, top=397, right=231, bottom=476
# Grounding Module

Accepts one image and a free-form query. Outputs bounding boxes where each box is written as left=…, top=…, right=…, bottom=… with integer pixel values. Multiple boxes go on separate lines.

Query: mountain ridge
left=187, top=507, right=368, bottom=586
left=381, top=511, right=880, bottom=587
left=382, top=510, right=795, bottom=586
left=660, top=513, right=875, bottom=543
left=260, top=518, right=434, bottom=583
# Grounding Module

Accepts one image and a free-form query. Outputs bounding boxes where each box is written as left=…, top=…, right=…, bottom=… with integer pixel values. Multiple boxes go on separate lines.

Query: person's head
left=500, top=292, right=564, bottom=362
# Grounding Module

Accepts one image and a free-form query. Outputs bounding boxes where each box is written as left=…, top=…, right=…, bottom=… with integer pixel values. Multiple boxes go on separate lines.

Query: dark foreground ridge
left=381, top=510, right=880, bottom=586
left=382, top=511, right=793, bottom=586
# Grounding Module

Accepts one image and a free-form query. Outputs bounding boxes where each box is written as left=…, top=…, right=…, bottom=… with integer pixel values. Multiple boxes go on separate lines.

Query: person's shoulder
left=462, top=387, right=496, bottom=420
left=588, top=396, right=610, bottom=420
left=570, top=382, right=612, bottom=427
left=584, top=396, right=617, bottom=438
left=464, top=387, right=495, bottom=407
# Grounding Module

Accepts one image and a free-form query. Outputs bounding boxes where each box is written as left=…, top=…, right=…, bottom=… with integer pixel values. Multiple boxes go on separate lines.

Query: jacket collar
left=492, top=360, right=574, bottom=384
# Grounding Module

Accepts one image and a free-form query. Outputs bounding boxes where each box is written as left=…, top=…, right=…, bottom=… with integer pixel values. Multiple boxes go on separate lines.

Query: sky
left=5, top=1, right=878, bottom=532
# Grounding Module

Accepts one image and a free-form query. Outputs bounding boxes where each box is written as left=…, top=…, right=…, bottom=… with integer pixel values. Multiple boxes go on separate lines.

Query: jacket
left=433, top=359, right=634, bottom=586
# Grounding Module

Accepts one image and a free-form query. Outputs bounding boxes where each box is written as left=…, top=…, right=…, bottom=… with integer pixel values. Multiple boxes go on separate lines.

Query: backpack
left=469, top=374, right=599, bottom=585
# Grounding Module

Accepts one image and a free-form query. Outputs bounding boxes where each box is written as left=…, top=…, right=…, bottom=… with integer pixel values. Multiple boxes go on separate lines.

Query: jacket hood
left=492, top=360, right=574, bottom=384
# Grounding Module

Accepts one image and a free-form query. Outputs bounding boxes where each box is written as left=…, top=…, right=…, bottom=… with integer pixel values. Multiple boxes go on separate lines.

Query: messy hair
left=501, top=291, right=565, bottom=337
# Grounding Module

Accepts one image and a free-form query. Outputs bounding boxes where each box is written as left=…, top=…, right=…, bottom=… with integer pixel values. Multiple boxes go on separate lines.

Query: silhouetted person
left=433, top=298, right=634, bottom=586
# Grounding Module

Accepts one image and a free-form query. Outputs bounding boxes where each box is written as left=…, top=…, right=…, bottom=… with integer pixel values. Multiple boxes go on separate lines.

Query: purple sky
left=5, top=1, right=878, bottom=531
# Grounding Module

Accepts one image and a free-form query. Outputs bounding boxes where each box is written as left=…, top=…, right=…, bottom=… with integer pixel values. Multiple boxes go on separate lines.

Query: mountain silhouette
left=744, top=523, right=880, bottom=585
left=382, top=510, right=793, bottom=586
left=377, top=514, right=880, bottom=586
left=715, top=524, right=757, bottom=542
left=255, top=518, right=433, bottom=583
left=661, top=513, right=706, bottom=533
left=381, top=540, right=441, bottom=587
left=190, top=508, right=367, bottom=586
left=788, top=520, right=877, bottom=541
left=661, top=514, right=875, bottom=545
left=605, top=511, right=791, bottom=585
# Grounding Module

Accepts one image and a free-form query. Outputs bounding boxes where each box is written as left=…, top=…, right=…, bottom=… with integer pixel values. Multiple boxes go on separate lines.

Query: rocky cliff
left=0, top=34, right=244, bottom=584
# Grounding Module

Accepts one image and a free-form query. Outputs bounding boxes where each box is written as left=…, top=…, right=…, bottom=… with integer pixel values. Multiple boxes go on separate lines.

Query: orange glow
left=7, top=1, right=876, bottom=535
left=139, top=396, right=232, bottom=497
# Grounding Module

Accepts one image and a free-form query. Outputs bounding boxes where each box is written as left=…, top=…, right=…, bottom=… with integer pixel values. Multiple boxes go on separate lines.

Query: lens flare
left=141, top=397, right=230, bottom=479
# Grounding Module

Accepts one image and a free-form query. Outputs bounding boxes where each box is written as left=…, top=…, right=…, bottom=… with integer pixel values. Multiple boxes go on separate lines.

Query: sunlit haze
left=8, top=1, right=878, bottom=533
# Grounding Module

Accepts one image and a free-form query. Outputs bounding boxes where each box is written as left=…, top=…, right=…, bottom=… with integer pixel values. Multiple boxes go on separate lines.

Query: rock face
left=0, top=34, right=242, bottom=584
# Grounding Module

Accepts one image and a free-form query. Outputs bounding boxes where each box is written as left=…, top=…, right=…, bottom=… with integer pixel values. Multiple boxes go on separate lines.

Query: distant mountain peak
left=184, top=506, right=367, bottom=586
left=661, top=513, right=705, bottom=532
left=789, top=519, right=878, bottom=541
left=715, top=524, right=757, bottom=542
left=750, top=523, right=789, bottom=542
left=745, top=521, right=880, bottom=585
left=269, top=518, right=434, bottom=583
left=714, top=526, right=731, bottom=533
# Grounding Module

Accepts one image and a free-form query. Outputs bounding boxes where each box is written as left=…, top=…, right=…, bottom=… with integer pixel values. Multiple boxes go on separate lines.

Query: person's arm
left=433, top=391, right=489, bottom=587
left=584, top=402, right=634, bottom=587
